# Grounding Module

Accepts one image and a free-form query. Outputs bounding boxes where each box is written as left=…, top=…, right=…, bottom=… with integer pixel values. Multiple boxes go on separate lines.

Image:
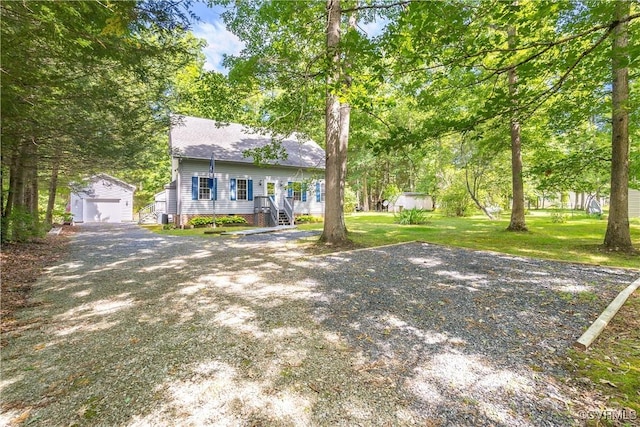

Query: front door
left=266, top=181, right=277, bottom=202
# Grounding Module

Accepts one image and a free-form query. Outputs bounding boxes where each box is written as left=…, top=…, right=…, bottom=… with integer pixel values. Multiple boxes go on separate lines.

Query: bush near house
left=295, top=215, right=323, bottom=223
left=188, top=215, right=248, bottom=228
left=188, top=216, right=212, bottom=227
left=216, top=216, right=248, bottom=226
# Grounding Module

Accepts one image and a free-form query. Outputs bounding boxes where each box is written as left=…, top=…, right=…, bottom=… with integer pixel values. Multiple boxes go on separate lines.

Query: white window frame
left=292, top=182, right=303, bottom=201
left=236, top=178, right=248, bottom=201
left=198, top=177, right=210, bottom=200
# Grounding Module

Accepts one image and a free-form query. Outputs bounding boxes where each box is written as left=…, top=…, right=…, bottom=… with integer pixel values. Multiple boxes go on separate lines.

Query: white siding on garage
left=69, top=175, right=134, bottom=223
left=176, top=159, right=325, bottom=219
left=89, top=178, right=133, bottom=221
left=630, top=189, right=640, bottom=218
left=70, top=193, right=84, bottom=222
left=85, top=199, right=122, bottom=222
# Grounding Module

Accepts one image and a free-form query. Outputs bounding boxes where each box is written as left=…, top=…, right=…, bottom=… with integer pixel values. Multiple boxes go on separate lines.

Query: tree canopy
left=1, top=0, right=200, bottom=240
left=2, top=0, right=637, bottom=251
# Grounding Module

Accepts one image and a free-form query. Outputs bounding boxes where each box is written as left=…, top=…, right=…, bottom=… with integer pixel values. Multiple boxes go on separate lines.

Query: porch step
left=278, top=211, right=290, bottom=226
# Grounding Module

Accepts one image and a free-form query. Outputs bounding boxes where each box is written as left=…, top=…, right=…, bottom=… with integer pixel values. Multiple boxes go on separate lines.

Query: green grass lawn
left=140, top=224, right=256, bottom=237
left=297, top=210, right=640, bottom=269
left=566, top=292, right=640, bottom=421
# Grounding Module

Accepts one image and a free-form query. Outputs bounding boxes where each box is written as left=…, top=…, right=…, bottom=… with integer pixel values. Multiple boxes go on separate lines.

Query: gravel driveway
left=1, top=223, right=637, bottom=426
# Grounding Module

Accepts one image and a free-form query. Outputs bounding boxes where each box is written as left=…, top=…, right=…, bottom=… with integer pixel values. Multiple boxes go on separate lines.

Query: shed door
left=85, top=199, right=121, bottom=222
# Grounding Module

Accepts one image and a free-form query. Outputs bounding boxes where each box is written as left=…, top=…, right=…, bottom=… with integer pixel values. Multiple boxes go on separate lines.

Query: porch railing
left=138, top=203, right=156, bottom=224
left=254, top=196, right=279, bottom=227
left=254, top=196, right=294, bottom=226
left=282, top=197, right=294, bottom=225
left=268, top=197, right=279, bottom=226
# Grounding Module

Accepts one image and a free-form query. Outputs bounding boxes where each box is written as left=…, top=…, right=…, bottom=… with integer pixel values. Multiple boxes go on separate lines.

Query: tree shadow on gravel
left=1, top=226, right=637, bottom=426
left=305, top=243, right=638, bottom=426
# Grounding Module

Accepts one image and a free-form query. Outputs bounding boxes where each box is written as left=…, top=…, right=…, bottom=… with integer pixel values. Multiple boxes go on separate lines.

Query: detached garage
left=70, top=174, right=135, bottom=223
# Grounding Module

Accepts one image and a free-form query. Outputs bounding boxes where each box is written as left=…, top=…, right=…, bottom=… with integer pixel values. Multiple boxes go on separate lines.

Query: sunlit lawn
left=297, top=210, right=640, bottom=269
left=141, top=224, right=255, bottom=236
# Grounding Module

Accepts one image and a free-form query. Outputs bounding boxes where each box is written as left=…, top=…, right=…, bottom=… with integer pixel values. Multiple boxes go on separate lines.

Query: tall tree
left=382, top=0, right=637, bottom=242
left=604, top=0, right=633, bottom=251
left=506, top=13, right=527, bottom=231
left=1, top=1, right=198, bottom=240
left=220, top=0, right=396, bottom=244
left=322, top=0, right=349, bottom=243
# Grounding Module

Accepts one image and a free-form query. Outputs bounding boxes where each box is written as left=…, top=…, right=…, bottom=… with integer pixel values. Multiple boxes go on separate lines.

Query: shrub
left=215, top=215, right=247, bottom=225
left=1, top=207, right=44, bottom=242
left=163, top=224, right=176, bottom=230
left=295, top=215, right=323, bottom=223
left=51, top=209, right=73, bottom=224
left=344, top=185, right=358, bottom=213
left=188, top=216, right=213, bottom=227
left=551, top=211, right=568, bottom=223
left=189, top=216, right=248, bottom=227
left=395, top=208, right=429, bottom=225
left=439, top=185, right=474, bottom=217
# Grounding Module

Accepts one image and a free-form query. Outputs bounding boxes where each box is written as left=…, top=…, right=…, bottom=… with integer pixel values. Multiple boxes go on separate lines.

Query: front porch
left=138, top=195, right=296, bottom=227
left=253, top=196, right=295, bottom=227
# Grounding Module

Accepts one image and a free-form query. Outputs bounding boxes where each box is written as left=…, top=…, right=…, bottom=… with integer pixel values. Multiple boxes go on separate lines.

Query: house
left=388, top=192, right=434, bottom=213
left=69, top=174, right=135, bottom=223
left=154, top=116, right=326, bottom=226
left=630, top=188, right=640, bottom=218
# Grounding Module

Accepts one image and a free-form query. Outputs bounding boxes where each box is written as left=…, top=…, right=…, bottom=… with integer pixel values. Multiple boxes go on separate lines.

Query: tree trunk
left=506, top=23, right=527, bottom=232
left=46, top=160, right=60, bottom=226
left=604, top=0, right=633, bottom=251
left=320, top=0, right=348, bottom=244
left=339, top=100, right=350, bottom=198
left=3, top=152, right=17, bottom=221
left=7, top=148, right=24, bottom=220
left=5, top=141, right=29, bottom=241
left=21, top=139, right=40, bottom=237
left=26, top=139, right=39, bottom=216
left=466, top=168, right=495, bottom=220
left=362, top=172, right=369, bottom=211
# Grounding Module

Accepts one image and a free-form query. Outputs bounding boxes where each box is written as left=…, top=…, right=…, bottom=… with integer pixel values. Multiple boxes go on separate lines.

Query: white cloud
left=192, top=21, right=245, bottom=74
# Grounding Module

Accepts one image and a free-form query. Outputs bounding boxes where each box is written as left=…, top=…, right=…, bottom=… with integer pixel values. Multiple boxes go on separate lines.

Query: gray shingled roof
left=89, top=174, right=136, bottom=191
left=169, top=116, right=325, bottom=169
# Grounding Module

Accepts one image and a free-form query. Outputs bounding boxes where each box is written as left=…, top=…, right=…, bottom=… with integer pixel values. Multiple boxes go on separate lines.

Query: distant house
left=150, top=116, right=326, bottom=226
left=388, top=192, right=434, bottom=213
left=69, top=174, right=135, bottom=223
left=630, top=188, right=640, bottom=218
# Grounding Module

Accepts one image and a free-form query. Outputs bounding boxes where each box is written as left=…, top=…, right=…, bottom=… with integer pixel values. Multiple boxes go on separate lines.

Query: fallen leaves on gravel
left=1, top=230, right=71, bottom=348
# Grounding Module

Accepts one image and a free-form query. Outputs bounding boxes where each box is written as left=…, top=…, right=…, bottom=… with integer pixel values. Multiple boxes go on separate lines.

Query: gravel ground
left=1, top=223, right=637, bottom=426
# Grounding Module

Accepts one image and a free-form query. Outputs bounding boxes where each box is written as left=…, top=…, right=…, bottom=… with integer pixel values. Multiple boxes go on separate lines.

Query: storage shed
left=70, top=174, right=135, bottom=223
left=389, top=192, right=434, bottom=213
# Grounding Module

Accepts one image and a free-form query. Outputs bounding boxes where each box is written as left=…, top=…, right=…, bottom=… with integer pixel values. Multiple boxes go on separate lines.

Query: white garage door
left=85, top=199, right=122, bottom=223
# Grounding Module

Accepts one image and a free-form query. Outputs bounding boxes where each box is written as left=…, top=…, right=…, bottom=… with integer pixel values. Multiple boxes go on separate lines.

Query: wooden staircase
left=254, top=196, right=294, bottom=227
left=138, top=203, right=157, bottom=224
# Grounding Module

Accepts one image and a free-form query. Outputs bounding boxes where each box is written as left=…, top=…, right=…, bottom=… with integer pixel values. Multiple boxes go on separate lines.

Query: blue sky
left=190, top=2, right=244, bottom=74
left=189, top=1, right=388, bottom=74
